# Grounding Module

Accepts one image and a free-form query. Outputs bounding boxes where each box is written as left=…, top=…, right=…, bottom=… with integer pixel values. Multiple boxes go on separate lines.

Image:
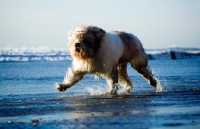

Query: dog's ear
left=88, top=26, right=106, bottom=40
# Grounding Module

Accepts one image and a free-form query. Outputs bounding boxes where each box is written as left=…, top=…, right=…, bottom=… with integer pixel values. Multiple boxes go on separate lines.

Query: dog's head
left=68, top=25, right=106, bottom=60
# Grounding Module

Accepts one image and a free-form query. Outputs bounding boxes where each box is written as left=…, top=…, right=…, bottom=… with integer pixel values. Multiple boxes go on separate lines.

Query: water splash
left=155, top=77, right=163, bottom=92
left=86, top=85, right=106, bottom=95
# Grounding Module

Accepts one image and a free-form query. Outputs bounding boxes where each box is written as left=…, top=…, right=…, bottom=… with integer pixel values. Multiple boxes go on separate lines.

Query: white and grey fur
left=56, top=25, right=159, bottom=95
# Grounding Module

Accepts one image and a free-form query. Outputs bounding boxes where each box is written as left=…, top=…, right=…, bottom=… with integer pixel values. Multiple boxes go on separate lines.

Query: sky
left=0, top=0, right=200, bottom=49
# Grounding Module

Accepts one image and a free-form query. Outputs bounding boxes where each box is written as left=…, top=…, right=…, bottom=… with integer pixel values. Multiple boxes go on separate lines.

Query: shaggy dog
left=56, top=25, right=161, bottom=95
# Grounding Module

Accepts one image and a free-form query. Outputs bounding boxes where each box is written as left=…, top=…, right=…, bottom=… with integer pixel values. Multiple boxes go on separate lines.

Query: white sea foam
left=0, top=47, right=71, bottom=62
left=0, top=47, right=199, bottom=62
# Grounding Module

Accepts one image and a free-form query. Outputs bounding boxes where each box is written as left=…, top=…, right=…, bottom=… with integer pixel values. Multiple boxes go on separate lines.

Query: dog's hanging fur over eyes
left=67, top=25, right=106, bottom=60
left=56, top=25, right=162, bottom=95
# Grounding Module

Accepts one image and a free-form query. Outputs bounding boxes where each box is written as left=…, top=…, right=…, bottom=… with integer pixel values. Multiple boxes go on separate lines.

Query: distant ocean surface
left=0, top=47, right=200, bottom=62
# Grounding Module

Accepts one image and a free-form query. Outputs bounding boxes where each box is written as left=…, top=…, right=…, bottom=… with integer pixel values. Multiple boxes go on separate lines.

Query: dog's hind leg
left=117, top=63, right=133, bottom=93
left=56, top=68, right=85, bottom=92
left=130, top=55, right=157, bottom=87
left=135, top=66, right=157, bottom=87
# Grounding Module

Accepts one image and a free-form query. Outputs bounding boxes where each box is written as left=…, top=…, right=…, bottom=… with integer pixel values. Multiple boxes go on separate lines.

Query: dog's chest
left=72, top=58, right=104, bottom=73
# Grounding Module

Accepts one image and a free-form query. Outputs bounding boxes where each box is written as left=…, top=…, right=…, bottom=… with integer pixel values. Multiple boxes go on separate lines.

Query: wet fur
left=56, top=25, right=157, bottom=94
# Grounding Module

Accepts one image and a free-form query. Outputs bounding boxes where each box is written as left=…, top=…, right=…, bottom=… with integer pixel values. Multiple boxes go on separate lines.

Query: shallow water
left=0, top=60, right=200, bottom=129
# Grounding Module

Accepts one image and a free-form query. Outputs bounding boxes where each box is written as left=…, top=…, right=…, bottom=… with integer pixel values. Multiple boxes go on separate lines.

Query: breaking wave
left=146, top=47, right=200, bottom=60
left=0, top=47, right=199, bottom=62
left=0, top=47, right=71, bottom=62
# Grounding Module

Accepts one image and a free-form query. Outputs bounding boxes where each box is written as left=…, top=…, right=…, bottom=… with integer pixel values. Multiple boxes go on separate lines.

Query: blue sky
left=0, top=0, right=200, bottom=49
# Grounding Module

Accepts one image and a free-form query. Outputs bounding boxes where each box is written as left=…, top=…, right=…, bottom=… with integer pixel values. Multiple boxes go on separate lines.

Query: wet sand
left=1, top=90, right=200, bottom=129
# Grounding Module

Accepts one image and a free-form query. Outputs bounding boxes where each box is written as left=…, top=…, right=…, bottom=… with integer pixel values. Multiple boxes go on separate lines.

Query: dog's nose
left=75, top=43, right=81, bottom=48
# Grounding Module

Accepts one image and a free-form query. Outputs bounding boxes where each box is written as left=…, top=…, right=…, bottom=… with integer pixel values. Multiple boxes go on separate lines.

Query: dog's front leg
left=56, top=68, right=85, bottom=92
left=106, top=67, right=119, bottom=95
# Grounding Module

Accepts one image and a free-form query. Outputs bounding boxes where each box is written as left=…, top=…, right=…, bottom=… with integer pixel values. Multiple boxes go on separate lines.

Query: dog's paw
left=149, top=78, right=157, bottom=87
left=55, top=83, right=67, bottom=92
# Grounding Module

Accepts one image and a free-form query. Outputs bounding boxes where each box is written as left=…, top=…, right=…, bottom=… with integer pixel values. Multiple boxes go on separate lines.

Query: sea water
left=0, top=60, right=199, bottom=96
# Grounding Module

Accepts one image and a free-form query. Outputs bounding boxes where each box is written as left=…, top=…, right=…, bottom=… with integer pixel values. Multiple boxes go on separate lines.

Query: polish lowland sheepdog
left=56, top=25, right=162, bottom=95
